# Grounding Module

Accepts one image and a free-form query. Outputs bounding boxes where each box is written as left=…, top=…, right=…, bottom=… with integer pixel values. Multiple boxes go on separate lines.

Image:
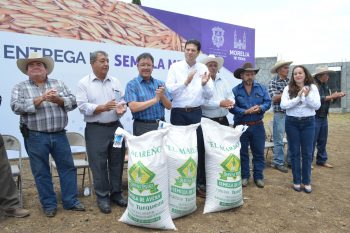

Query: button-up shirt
left=201, top=76, right=235, bottom=118
left=11, top=78, right=76, bottom=132
left=124, top=76, right=171, bottom=120
left=166, top=60, right=213, bottom=108
left=76, top=73, right=124, bottom=123
left=230, top=81, right=271, bottom=123
left=315, top=79, right=332, bottom=118
left=280, top=84, right=321, bottom=117
left=268, top=75, right=289, bottom=113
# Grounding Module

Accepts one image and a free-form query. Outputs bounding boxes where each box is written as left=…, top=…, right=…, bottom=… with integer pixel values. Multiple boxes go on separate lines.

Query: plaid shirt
left=11, top=78, right=77, bottom=132
left=268, top=75, right=289, bottom=113
left=124, top=76, right=171, bottom=120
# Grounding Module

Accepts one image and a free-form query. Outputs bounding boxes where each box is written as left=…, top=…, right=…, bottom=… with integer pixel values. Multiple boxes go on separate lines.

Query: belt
left=29, top=129, right=65, bottom=134
left=209, top=116, right=227, bottom=122
left=174, top=106, right=201, bottom=112
left=287, top=116, right=314, bottom=120
left=87, top=121, right=119, bottom=127
left=134, top=118, right=164, bottom=123
left=235, top=120, right=263, bottom=126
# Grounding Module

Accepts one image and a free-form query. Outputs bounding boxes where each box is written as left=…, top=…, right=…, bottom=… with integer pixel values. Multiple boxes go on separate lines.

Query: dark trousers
left=85, top=122, right=125, bottom=202
left=313, top=116, right=328, bottom=165
left=0, top=134, right=19, bottom=210
left=170, top=108, right=205, bottom=186
left=133, top=121, right=159, bottom=136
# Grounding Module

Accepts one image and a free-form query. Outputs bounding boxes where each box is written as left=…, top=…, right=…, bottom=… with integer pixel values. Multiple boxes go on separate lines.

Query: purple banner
left=142, top=6, right=255, bottom=72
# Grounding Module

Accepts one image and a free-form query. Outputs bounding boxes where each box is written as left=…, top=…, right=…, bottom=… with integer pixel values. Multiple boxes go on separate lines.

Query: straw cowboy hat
left=312, top=65, right=336, bottom=77
left=200, top=54, right=224, bottom=69
left=233, top=62, right=260, bottom=79
left=17, top=52, right=54, bottom=75
left=270, top=60, right=293, bottom=74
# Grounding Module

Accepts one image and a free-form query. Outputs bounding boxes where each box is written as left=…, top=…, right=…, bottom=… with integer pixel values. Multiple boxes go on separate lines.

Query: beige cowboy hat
left=270, top=60, right=293, bottom=74
left=233, top=62, right=259, bottom=79
left=200, top=54, right=224, bottom=69
left=312, top=65, right=336, bottom=77
left=17, top=52, right=54, bottom=75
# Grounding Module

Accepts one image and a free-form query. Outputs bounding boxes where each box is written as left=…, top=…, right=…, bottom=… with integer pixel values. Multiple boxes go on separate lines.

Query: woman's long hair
left=288, top=65, right=315, bottom=98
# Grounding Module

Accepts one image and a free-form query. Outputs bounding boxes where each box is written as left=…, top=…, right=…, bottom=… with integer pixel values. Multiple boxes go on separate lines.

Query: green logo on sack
left=175, top=157, right=197, bottom=186
left=220, top=154, right=240, bottom=180
left=129, top=161, right=158, bottom=193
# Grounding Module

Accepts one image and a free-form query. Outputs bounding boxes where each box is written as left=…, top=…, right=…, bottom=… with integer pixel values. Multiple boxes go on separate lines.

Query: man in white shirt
left=76, top=51, right=127, bottom=214
left=200, top=55, right=235, bottom=126
left=166, top=39, right=213, bottom=197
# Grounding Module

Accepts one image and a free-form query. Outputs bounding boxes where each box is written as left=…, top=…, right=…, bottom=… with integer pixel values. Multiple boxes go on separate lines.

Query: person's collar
left=90, top=73, right=110, bottom=82
left=137, top=75, right=153, bottom=83
left=276, top=75, right=288, bottom=81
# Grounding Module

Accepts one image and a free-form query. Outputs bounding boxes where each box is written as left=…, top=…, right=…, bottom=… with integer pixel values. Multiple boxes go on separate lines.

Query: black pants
left=85, top=122, right=125, bottom=202
left=170, top=108, right=206, bottom=186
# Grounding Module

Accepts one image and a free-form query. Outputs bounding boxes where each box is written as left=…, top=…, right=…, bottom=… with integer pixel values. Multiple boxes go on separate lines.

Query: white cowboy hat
left=17, top=52, right=54, bottom=75
left=233, top=62, right=259, bottom=79
left=270, top=60, right=293, bottom=74
left=312, top=65, right=336, bottom=77
left=200, top=54, right=224, bottom=70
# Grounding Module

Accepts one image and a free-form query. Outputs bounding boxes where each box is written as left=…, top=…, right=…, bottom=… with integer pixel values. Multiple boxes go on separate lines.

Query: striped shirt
left=124, top=76, right=171, bottom=120
left=268, top=75, right=289, bottom=113
left=11, top=78, right=76, bottom=132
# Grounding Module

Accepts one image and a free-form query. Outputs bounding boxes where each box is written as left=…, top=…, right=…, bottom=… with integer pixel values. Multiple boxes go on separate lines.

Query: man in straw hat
left=230, top=62, right=271, bottom=188
left=312, top=65, right=346, bottom=168
left=10, top=53, right=85, bottom=217
left=200, top=55, right=235, bottom=126
left=268, top=60, right=293, bottom=173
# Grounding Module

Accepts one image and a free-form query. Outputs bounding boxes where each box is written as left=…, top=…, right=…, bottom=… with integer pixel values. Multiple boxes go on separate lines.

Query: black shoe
left=196, top=186, right=206, bottom=198
left=97, top=201, right=111, bottom=214
left=44, top=208, right=57, bottom=218
left=254, top=179, right=264, bottom=188
left=69, top=203, right=85, bottom=211
left=242, top=178, right=249, bottom=187
left=272, top=164, right=288, bottom=173
left=111, top=197, right=127, bottom=207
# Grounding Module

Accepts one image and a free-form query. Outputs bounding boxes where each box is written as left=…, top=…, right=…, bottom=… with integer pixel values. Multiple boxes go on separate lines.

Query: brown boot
left=4, top=208, right=30, bottom=218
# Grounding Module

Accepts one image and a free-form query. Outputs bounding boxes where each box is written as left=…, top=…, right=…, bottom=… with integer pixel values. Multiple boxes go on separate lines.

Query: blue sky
left=122, top=0, right=350, bottom=65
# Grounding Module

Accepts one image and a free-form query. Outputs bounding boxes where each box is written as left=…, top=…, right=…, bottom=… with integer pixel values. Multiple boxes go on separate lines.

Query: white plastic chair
left=3, top=135, right=23, bottom=207
left=51, top=132, right=93, bottom=196
left=265, top=120, right=288, bottom=159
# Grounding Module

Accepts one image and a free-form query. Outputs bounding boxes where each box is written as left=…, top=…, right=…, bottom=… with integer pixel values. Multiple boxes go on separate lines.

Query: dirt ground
left=1, top=113, right=349, bottom=233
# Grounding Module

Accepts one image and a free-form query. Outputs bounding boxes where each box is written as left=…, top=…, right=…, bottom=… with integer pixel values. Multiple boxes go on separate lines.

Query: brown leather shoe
left=4, top=208, right=30, bottom=218
left=317, top=163, right=333, bottom=168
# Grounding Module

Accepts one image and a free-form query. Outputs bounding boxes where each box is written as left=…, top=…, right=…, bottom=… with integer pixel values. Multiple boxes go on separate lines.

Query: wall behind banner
left=0, top=32, right=240, bottom=157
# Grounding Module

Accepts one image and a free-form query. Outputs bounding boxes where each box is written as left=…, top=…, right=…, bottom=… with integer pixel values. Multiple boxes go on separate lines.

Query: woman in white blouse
left=280, top=65, right=321, bottom=193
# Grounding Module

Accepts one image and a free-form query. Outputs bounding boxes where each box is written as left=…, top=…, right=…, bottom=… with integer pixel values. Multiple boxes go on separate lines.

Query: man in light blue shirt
left=200, top=55, right=235, bottom=126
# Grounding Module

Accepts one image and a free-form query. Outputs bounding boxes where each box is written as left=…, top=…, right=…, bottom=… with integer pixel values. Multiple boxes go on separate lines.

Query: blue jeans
left=285, top=116, right=315, bottom=185
left=24, top=131, right=79, bottom=210
left=313, top=116, right=328, bottom=165
left=272, top=112, right=286, bottom=166
left=239, top=123, right=265, bottom=180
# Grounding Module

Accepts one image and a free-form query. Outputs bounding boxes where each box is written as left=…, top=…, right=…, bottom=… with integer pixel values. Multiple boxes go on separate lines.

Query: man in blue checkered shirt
left=268, top=60, right=293, bottom=173
left=124, top=52, right=172, bottom=136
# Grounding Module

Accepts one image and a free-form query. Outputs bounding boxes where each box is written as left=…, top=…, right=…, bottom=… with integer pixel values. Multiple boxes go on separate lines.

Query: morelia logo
left=129, top=161, right=158, bottom=193
left=175, top=157, right=197, bottom=186
left=220, top=154, right=241, bottom=180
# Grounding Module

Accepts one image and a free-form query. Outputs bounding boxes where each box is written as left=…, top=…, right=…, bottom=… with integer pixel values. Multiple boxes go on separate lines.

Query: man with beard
left=230, top=62, right=271, bottom=188
left=76, top=51, right=127, bottom=214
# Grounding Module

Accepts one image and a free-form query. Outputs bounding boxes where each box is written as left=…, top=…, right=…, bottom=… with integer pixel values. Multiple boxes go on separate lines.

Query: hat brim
left=200, top=57, right=224, bottom=70
left=17, top=56, right=54, bottom=75
left=313, top=70, right=336, bottom=77
left=233, top=68, right=259, bottom=79
left=270, top=61, right=293, bottom=74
